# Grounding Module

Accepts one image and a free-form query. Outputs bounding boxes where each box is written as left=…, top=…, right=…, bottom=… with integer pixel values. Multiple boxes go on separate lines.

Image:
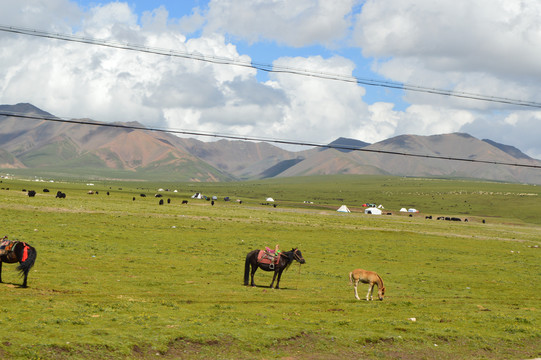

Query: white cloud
left=0, top=1, right=260, bottom=129
left=352, top=0, right=541, bottom=157
left=266, top=55, right=371, bottom=144
left=355, top=0, right=541, bottom=103
left=1, top=0, right=81, bottom=31
left=355, top=0, right=541, bottom=74
left=203, top=0, right=359, bottom=47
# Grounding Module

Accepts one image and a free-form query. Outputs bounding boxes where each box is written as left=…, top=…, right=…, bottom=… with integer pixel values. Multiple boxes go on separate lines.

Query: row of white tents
left=191, top=193, right=417, bottom=215
left=337, top=204, right=384, bottom=215
left=337, top=205, right=418, bottom=215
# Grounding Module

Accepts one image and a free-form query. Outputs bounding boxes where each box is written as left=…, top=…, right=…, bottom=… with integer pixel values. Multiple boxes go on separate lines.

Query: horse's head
left=292, top=248, right=306, bottom=264
left=378, top=286, right=386, bottom=301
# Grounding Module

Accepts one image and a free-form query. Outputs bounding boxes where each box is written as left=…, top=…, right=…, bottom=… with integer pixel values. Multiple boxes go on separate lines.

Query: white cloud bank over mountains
left=1, top=0, right=540, bottom=159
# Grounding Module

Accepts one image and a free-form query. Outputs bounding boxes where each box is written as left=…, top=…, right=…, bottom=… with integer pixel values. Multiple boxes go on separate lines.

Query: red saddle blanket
left=257, top=250, right=281, bottom=265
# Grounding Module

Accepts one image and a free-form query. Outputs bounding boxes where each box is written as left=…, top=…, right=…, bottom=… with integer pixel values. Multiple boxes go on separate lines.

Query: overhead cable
left=1, top=111, right=540, bottom=170
left=1, top=24, right=541, bottom=109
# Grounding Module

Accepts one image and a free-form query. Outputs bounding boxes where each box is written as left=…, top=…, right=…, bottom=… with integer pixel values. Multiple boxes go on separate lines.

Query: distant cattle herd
left=14, top=188, right=204, bottom=207
left=10, top=188, right=483, bottom=223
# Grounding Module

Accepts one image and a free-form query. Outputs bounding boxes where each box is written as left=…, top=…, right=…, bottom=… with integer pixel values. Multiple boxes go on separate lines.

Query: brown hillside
left=1, top=104, right=540, bottom=184
left=279, top=133, right=541, bottom=184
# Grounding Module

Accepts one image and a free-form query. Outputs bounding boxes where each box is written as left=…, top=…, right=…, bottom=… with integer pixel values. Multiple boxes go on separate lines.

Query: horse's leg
left=354, top=280, right=360, bottom=300
left=21, top=268, right=28, bottom=288
left=244, top=254, right=251, bottom=286
left=269, top=270, right=278, bottom=288
left=366, top=284, right=373, bottom=301
left=0, top=261, right=2, bottom=283
left=250, top=264, right=257, bottom=286
left=274, top=269, right=284, bottom=289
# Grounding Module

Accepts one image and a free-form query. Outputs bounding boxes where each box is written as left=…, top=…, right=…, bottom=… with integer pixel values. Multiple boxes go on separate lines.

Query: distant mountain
left=277, top=133, right=541, bottom=184
left=1, top=103, right=540, bottom=184
left=0, top=103, right=54, bottom=118
left=175, top=138, right=299, bottom=180
left=0, top=103, right=231, bottom=181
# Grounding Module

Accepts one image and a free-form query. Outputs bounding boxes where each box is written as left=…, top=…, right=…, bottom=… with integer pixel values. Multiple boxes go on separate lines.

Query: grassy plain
left=0, top=175, right=539, bottom=359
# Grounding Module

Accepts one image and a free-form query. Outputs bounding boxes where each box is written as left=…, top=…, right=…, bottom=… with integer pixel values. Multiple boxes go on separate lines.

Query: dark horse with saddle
left=244, top=247, right=305, bottom=289
left=0, top=236, right=37, bottom=288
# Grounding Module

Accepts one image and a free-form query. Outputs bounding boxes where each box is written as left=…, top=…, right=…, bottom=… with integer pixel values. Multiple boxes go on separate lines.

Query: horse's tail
left=348, top=271, right=353, bottom=285
left=244, top=251, right=253, bottom=285
left=17, top=245, right=37, bottom=276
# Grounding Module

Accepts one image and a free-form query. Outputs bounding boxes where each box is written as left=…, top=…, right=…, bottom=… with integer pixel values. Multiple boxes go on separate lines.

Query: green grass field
left=0, top=175, right=539, bottom=359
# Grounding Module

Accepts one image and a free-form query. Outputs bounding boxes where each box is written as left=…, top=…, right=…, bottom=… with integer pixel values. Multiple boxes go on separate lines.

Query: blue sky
left=1, top=0, right=541, bottom=158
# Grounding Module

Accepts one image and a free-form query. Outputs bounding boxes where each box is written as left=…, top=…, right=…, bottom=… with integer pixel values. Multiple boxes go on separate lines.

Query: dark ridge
left=326, top=137, right=370, bottom=153
left=483, top=139, right=532, bottom=160
left=454, top=132, right=475, bottom=139
left=0, top=103, right=55, bottom=117
left=260, top=158, right=304, bottom=178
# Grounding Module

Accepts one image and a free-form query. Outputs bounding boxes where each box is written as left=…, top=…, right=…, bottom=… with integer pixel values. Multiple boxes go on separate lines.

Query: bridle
left=292, top=248, right=303, bottom=262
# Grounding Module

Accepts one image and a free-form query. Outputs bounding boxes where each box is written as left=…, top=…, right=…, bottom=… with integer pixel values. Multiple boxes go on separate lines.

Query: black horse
left=244, top=248, right=305, bottom=289
left=0, top=241, right=37, bottom=288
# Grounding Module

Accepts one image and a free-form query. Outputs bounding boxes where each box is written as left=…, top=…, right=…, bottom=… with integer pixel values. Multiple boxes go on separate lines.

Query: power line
left=1, top=110, right=540, bottom=170
left=1, top=24, right=541, bottom=109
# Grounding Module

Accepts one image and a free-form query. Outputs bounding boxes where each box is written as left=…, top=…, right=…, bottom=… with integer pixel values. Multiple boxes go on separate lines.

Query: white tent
left=365, top=207, right=382, bottom=215
left=400, top=208, right=408, bottom=212
left=266, top=197, right=275, bottom=202
left=408, top=208, right=419, bottom=213
left=337, top=205, right=351, bottom=213
left=191, top=193, right=202, bottom=199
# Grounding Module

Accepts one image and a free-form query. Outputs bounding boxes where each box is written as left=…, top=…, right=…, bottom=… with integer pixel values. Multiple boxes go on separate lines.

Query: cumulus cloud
left=353, top=0, right=541, bottom=157
left=354, top=0, right=541, bottom=106
left=0, top=1, right=260, bottom=129
left=203, top=0, right=359, bottom=47
left=266, top=55, right=370, bottom=144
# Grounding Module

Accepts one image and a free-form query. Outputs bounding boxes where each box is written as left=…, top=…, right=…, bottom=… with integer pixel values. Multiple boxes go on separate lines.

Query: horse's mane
left=376, top=273, right=384, bottom=288
left=281, top=250, right=296, bottom=271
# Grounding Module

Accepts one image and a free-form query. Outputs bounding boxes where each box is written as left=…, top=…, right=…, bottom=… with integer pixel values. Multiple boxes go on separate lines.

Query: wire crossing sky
left=1, top=24, right=540, bottom=109
left=2, top=110, right=540, bottom=170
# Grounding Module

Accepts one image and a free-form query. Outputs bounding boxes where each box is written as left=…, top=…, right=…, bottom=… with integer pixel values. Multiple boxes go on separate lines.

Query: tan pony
left=349, top=269, right=385, bottom=301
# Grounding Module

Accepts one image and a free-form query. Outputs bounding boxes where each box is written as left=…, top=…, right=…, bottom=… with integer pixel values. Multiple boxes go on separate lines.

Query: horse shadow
left=1, top=281, right=29, bottom=289
left=247, top=283, right=297, bottom=290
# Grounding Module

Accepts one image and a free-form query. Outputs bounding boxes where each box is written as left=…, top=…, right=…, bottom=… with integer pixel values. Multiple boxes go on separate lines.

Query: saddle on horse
left=257, top=245, right=281, bottom=269
left=0, top=236, right=14, bottom=256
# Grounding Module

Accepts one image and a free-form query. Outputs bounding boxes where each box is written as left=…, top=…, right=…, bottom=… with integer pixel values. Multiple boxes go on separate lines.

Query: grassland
left=0, top=175, right=539, bottom=359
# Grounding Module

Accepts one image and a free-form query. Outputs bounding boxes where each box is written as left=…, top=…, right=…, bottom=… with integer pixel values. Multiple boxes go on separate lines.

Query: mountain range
left=1, top=103, right=540, bottom=184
